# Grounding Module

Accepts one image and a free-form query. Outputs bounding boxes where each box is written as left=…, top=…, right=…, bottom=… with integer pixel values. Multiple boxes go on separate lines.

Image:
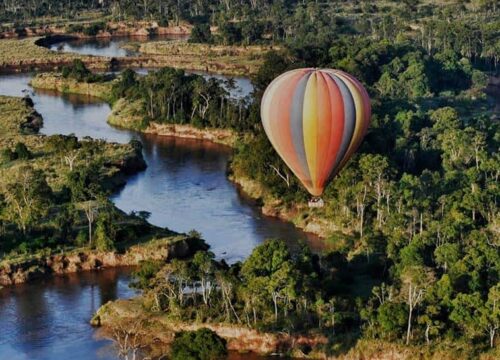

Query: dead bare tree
left=110, top=318, right=148, bottom=360
left=269, top=164, right=290, bottom=187
left=64, top=152, right=78, bottom=171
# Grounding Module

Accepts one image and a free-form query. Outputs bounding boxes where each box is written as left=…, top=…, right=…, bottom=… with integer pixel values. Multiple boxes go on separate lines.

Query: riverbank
left=0, top=94, right=145, bottom=189
left=0, top=37, right=99, bottom=73
left=92, top=298, right=328, bottom=358
left=0, top=235, right=204, bottom=286
left=229, top=174, right=338, bottom=239
left=31, top=73, right=239, bottom=147
left=0, top=36, right=153, bottom=73
left=30, top=71, right=114, bottom=100
left=0, top=36, right=266, bottom=76
left=92, top=293, right=499, bottom=360
left=30, top=72, right=332, bottom=238
left=109, top=98, right=238, bottom=146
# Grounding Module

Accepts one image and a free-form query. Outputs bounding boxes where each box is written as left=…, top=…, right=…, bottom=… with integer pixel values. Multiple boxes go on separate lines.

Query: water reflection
left=48, top=34, right=189, bottom=58
left=0, top=268, right=137, bottom=360
left=113, top=134, right=320, bottom=263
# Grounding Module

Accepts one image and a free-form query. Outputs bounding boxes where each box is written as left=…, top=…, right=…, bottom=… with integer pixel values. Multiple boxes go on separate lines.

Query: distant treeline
left=1, top=1, right=498, bottom=69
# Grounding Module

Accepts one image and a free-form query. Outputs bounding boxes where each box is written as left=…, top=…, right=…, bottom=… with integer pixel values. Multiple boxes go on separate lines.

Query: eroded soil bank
left=92, top=298, right=328, bottom=358
left=0, top=236, right=205, bottom=286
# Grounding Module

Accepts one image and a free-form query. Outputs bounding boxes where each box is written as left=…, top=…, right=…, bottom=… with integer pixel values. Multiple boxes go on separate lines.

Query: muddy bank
left=0, top=235, right=205, bottom=286
left=229, top=174, right=338, bottom=239
left=92, top=298, right=327, bottom=358
left=31, top=74, right=240, bottom=147
left=0, top=35, right=256, bottom=76
left=143, top=123, right=237, bottom=147
left=109, top=101, right=239, bottom=146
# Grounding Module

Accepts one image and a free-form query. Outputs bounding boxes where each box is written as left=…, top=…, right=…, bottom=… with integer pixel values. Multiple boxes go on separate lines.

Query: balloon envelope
left=261, top=68, right=371, bottom=196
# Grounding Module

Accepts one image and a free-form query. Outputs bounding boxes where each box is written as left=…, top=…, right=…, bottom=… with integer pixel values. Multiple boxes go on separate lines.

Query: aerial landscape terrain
left=0, top=1, right=498, bottom=359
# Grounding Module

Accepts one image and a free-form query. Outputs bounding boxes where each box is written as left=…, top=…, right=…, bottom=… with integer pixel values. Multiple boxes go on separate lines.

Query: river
left=0, top=37, right=317, bottom=359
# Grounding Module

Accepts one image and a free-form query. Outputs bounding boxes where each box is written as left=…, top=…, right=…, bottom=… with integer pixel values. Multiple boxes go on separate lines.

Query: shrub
left=1, top=148, right=16, bottom=162
left=130, top=260, right=163, bottom=289
left=67, top=24, right=84, bottom=33
left=189, top=23, right=212, bottom=44
left=14, top=142, right=32, bottom=160
left=171, top=328, right=227, bottom=360
left=75, top=230, right=88, bottom=247
left=82, top=22, right=105, bottom=36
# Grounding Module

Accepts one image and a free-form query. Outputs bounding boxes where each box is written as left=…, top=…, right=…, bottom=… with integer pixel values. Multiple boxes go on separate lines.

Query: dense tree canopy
left=2, top=1, right=498, bottom=69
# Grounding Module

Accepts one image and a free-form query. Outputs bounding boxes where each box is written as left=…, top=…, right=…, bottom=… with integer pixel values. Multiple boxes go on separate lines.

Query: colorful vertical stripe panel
left=261, top=68, right=371, bottom=196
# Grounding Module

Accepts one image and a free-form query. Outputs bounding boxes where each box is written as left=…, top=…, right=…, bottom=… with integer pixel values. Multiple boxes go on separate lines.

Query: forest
left=95, top=2, right=498, bottom=356
left=0, top=0, right=498, bottom=358
left=109, top=67, right=254, bottom=131
left=0, top=96, right=156, bottom=257
left=1, top=1, right=498, bottom=72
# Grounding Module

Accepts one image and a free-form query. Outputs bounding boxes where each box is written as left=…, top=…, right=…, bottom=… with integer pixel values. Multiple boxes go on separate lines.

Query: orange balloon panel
left=261, top=68, right=371, bottom=196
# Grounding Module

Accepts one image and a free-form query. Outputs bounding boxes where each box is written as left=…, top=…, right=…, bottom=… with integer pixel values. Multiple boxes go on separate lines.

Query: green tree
left=189, top=23, right=212, bottom=43
left=377, top=302, right=408, bottom=339
left=94, top=207, right=117, bottom=251
left=14, top=142, right=32, bottom=160
left=1, top=165, right=51, bottom=233
left=450, top=292, right=484, bottom=339
left=171, top=328, right=227, bottom=360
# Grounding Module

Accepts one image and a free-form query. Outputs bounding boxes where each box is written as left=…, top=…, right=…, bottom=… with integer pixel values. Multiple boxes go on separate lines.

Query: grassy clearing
left=107, top=98, right=148, bottom=131
left=0, top=95, right=137, bottom=194
left=0, top=37, right=82, bottom=67
left=30, top=72, right=114, bottom=101
left=138, top=41, right=276, bottom=75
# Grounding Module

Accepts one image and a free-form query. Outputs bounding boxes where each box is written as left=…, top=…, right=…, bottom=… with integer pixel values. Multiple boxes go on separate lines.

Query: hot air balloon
left=260, top=68, right=371, bottom=204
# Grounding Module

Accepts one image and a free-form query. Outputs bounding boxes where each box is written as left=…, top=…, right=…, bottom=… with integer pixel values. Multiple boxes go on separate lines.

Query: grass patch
left=138, top=40, right=277, bottom=75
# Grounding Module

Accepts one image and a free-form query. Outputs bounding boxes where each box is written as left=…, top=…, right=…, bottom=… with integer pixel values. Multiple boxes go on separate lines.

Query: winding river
left=0, top=38, right=318, bottom=359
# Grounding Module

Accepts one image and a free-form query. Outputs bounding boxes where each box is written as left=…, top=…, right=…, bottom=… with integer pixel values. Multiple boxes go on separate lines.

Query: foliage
left=61, top=59, right=109, bottom=83
left=0, top=96, right=152, bottom=256
left=110, top=67, right=255, bottom=131
left=189, top=23, right=212, bottom=44
left=130, top=260, right=163, bottom=289
left=171, top=328, right=227, bottom=360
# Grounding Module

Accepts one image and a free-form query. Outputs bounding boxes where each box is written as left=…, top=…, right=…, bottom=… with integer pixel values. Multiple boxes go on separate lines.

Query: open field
left=30, top=72, right=114, bottom=101
left=0, top=37, right=109, bottom=72
left=137, top=41, right=275, bottom=75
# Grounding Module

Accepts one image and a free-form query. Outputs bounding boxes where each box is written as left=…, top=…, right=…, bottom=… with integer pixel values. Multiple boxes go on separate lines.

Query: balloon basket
left=308, top=197, right=324, bottom=208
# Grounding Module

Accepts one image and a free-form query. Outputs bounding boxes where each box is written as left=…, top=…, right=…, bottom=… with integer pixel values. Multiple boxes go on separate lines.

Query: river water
left=0, top=38, right=317, bottom=359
